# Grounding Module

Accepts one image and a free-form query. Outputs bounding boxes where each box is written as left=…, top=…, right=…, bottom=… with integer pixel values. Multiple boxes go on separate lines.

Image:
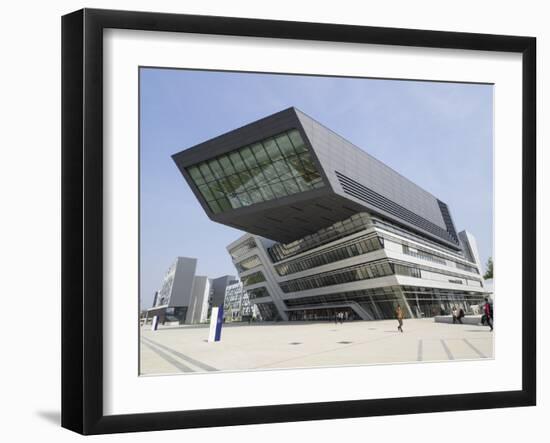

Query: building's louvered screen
left=335, top=171, right=459, bottom=247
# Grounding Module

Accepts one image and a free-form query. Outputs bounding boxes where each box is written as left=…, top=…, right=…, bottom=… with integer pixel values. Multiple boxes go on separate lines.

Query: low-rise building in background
left=142, top=256, right=235, bottom=325
left=223, top=280, right=258, bottom=322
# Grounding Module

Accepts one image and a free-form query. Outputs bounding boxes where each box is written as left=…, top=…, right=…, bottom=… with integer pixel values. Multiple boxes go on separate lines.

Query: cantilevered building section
left=173, top=108, right=488, bottom=321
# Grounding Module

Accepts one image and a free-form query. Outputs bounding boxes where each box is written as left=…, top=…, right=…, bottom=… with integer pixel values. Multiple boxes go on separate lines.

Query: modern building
left=172, top=107, right=488, bottom=321
left=223, top=281, right=256, bottom=322
left=208, top=274, right=236, bottom=318
left=143, top=256, right=235, bottom=325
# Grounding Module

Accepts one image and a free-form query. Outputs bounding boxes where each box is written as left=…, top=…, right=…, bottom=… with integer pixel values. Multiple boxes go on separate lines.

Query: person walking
left=457, top=307, right=465, bottom=324
left=396, top=304, right=404, bottom=333
left=452, top=306, right=458, bottom=324
left=483, top=298, right=494, bottom=331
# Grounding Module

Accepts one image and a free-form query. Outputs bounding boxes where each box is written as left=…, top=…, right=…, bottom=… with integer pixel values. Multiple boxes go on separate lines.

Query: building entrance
left=287, top=307, right=359, bottom=322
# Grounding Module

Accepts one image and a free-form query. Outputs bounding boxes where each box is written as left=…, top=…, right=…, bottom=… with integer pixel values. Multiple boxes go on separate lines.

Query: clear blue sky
left=140, top=68, right=493, bottom=308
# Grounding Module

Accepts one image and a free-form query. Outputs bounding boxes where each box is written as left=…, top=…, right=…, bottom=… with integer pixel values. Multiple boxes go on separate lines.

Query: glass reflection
left=186, top=129, right=324, bottom=214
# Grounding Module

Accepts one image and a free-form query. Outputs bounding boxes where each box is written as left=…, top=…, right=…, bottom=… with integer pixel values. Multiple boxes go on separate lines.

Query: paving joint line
left=141, top=339, right=195, bottom=373
left=253, top=326, right=425, bottom=369
left=462, top=338, right=488, bottom=358
left=440, top=339, right=455, bottom=360
left=142, top=336, right=219, bottom=371
left=417, top=339, right=423, bottom=361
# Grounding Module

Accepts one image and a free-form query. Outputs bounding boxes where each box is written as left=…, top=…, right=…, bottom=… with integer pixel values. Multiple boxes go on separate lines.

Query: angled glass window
left=229, top=152, right=246, bottom=172
left=271, top=182, right=288, bottom=198
left=241, top=271, right=266, bottom=286
left=235, top=255, right=262, bottom=272
left=240, top=147, right=258, bottom=169
left=250, top=167, right=268, bottom=187
left=263, top=138, right=282, bottom=162
left=237, top=191, right=253, bottom=206
left=274, top=133, right=295, bottom=157
left=251, top=143, right=270, bottom=165
left=198, top=184, right=214, bottom=201
left=209, top=200, right=222, bottom=214
left=217, top=197, right=232, bottom=212
left=288, top=129, right=307, bottom=153
left=187, top=166, right=205, bottom=185
left=199, top=163, right=214, bottom=183
left=248, top=188, right=264, bottom=204
left=227, top=174, right=242, bottom=192
left=261, top=164, right=279, bottom=183
left=259, top=186, right=275, bottom=200
left=218, top=155, right=236, bottom=174
left=208, top=159, right=224, bottom=180
left=282, top=178, right=300, bottom=194
left=247, top=287, right=270, bottom=300
left=208, top=181, right=225, bottom=199
left=185, top=128, right=325, bottom=213
left=229, top=237, right=257, bottom=259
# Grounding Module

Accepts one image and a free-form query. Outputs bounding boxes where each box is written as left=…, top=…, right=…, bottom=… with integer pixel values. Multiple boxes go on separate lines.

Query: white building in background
left=188, top=275, right=211, bottom=324
left=143, top=256, right=235, bottom=325
left=223, top=281, right=258, bottom=322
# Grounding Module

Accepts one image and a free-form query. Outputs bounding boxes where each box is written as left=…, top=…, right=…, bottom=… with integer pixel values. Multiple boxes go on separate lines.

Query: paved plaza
left=140, top=318, right=494, bottom=375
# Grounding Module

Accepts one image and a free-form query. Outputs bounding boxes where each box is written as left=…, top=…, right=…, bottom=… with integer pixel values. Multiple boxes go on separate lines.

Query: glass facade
left=255, top=302, right=281, bottom=321
left=229, top=237, right=257, bottom=260
left=186, top=129, right=324, bottom=214
left=401, top=286, right=486, bottom=318
left=283, top=286, right=485, bottom=320
left=235, top=255, right=262, bottom=273
left=279, top=259, right=394, bottom=293
left=284, top=286, right=405, bottom=320
left=401, top=243, right=479, bottom=273
left=268, top=212, right=374, bottom=262
left=402, top=244, right=446, bottom=265
left=164, top=307, right=188, bottom=324
left=247, top=286, right=270, bottom=300
left=287, top=307, right=360, bottom=322
left=223, top=283, right=253, bottom=321
left=455, top=261, right=479, bottom=274
left=279, top=258, right=481, bottom=294
left=156, top=273, right=174, bottom=306
left=275, top=234, right=383, bottom=276
left=241, top=270, right=266, bottom=286
left=394, top=263, right=422, bottom=278
left=392, top=259, right=482, bottom=284
left=371, top=215, right=477, bottom=266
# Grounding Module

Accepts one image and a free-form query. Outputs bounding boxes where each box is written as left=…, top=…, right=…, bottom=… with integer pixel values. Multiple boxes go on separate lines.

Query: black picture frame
left=61, top=8, right=536, bottom=435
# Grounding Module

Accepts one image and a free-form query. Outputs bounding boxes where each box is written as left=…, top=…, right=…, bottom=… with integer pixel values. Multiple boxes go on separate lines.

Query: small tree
left=483, top=257, right=493, bottom=280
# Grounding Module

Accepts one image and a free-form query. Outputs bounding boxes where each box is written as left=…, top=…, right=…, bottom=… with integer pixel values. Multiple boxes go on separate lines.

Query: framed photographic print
left=61, top=8, right=536, bottom=435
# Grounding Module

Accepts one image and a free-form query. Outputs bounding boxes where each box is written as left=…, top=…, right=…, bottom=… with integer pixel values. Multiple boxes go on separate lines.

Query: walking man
left=452, top=306, right=458, bottom=324
left=483, top=298, right=494, bottom=331
left=396, top=304, right=404, bottom=333
left=457, top=307, right=465, bottom=324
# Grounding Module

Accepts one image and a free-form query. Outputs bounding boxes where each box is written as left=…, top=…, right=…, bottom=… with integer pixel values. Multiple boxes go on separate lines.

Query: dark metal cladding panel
left=335, top=172, right=459, bottom=246
left=295, top=109, right=460, bottom=249
left=437, top=199, right=459, bottom=243
left=172, top=108, right=306, bottom=168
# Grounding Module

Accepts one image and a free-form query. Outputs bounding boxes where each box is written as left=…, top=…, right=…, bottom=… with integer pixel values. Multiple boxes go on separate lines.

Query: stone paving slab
left=139, top=318, right=494, bottom=375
